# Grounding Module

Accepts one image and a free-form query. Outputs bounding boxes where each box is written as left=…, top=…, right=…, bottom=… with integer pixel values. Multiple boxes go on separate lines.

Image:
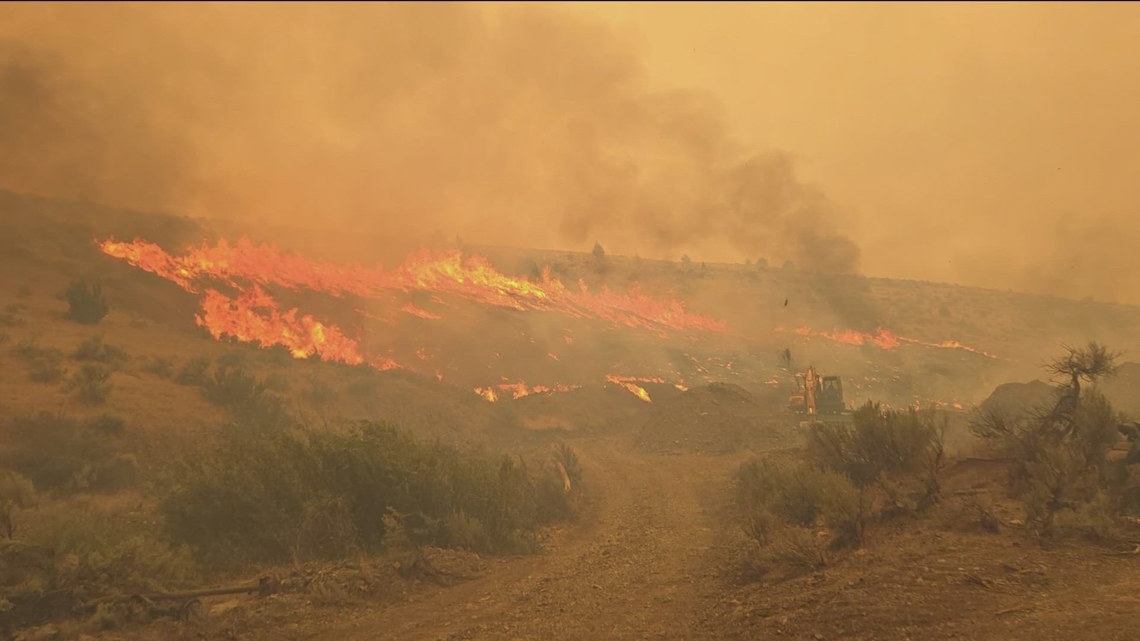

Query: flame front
left=604, top=374, right=673, bottom=403
left=778, top=325, right=997, bottom=359
left=100, top=236, right=733, bottom=381
left=197, top=286, right=368, bottom=363
left=100, top=236, right=992, bottom=409
left=473, top=381, right=581, bottom=402
left=100, top=237, right=725, bottom=334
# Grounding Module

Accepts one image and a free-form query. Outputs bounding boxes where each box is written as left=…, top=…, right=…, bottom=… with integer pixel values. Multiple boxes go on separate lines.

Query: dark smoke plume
left=0, top=2, right=861, bottom=273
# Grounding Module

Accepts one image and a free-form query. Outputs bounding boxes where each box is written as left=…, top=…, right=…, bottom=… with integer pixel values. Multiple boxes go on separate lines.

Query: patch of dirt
left=635, top=382, right=779, bottom=455
left=510, top=386, right=656, bottom=434
left=46, top=427, right=1140, bottom=641
left=293, top=436, right=745, bottom=641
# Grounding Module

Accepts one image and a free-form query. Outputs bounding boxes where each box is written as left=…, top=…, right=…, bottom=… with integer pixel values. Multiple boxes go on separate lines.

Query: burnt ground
left=102, top=430, right=1139, bottom=641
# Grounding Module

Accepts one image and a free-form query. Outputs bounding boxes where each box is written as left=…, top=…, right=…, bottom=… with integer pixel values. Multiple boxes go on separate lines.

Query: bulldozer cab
left=817, top=376, right=845, bottom=413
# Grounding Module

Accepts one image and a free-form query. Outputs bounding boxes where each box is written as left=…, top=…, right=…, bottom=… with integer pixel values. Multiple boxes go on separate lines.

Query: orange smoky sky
left=0, top=2, right=1137, bottom=303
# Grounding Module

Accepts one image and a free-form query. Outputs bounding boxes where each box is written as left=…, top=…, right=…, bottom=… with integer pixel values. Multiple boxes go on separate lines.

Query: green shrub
left=67, top=364, right=113, bottom=405
left=970, top=342, right=1132, bottom=536
left=2, top=506, right=199, bottom=633
left=2, top=413, right=138, bottom=493
left=736, top=459, right=864, bottom=545
left=807, top=402, right=945, bottom=510
left=13, top=339, right=68, bottom=383
left=203, top=364, right=265, bottom=406
left=0, top=308, right=25, bottom=327
left=140, top=355, right=175, bottom=379
left=64, top=280, right=109, bottom=325
left=26, top=352, right=66, bottom=384
left=737, top=524, right=832, bottom=583
left=174, top=355, right=211, bottom=386
left=0, top=471, right=37, bottom=540
left=161, top=422, right=575, bottom=570
left=12, top=337, right=48, bottom=360
left=202, top=364, right=291, bottom=427
left=305, top=374, right=338, bottom=407
left=553, top=442, right=582, bottom=489
left=85, top=413, right=127, bottom=436
left=72, top=335, right=127, bottom=364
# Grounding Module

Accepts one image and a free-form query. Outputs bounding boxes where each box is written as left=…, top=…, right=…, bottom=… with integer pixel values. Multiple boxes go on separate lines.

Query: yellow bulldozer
left=787, top=365, right=852, bottom=426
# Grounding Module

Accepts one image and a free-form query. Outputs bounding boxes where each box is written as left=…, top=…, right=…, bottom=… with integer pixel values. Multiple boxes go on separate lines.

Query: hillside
left=4, top=188, right=1137, bottom=418
left=2, top=190, right=1139, bottom=640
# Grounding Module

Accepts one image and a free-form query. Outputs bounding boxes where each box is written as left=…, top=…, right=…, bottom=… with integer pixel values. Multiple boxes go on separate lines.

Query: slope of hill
left=4, top=187, right=1138, bottom=422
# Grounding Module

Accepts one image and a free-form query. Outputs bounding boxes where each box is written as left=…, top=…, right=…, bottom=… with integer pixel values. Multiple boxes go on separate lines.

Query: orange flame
left=100, top=236, right=735, bottom=383
left=603, top=374, right=676, bottom=403
left=473, top=381, right=581, bottom=402
left=401, top=302, right=441, bottom=320
left=196, top=286, right=377, bottom=365
left=100, top=237, right=726, bottom=335
left=777, top=325, right=997, bottom=359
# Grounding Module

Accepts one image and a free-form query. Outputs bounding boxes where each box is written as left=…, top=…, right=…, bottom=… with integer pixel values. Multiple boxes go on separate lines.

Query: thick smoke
left=0, top=2, right=861, bottom=273
left=0, top=42, right=196, bottom=211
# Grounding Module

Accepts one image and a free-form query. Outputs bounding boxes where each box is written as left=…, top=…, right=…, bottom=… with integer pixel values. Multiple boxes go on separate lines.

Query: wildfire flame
left=602, top=374, right=687, bottom=403
left=100, top=238, right=727, bottom=334
left=473, top=381, right=581, bottom=402
left=100, top=236, right=733, bottom=390
left=401, top=302, right=442, bottom=320
left=100, top=236, right=989, bottom=409
left=778, top=326, right=998, bottom=359
left=197, top=286, right=380, bottom=365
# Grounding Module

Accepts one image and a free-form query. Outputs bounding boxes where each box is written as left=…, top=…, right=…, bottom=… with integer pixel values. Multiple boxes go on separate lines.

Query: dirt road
left=312, top=436, right=741, bottom=641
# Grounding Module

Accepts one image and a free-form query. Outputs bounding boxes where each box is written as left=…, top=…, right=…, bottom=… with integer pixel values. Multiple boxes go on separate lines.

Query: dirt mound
left=979, top=380, right=1055, bottom=417
left=634, top=382, right=772, bottom=454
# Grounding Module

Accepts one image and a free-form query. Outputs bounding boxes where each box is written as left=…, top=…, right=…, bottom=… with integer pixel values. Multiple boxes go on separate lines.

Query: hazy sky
left=0, top=2, right=1137, bottom=303
left=569, top=2, right=1140, bottom=302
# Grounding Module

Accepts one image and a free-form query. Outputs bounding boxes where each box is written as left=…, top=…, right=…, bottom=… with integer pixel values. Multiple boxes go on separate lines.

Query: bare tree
left=1044, top=341, right=1121, bottom=436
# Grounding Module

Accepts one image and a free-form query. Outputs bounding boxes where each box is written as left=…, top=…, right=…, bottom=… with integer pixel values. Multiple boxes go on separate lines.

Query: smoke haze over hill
left=1, top=3, right=1138, bottom=303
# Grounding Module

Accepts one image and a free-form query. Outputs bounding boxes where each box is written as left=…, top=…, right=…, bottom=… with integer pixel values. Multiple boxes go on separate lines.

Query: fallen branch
left=79, top=576, right=275, bottom=611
